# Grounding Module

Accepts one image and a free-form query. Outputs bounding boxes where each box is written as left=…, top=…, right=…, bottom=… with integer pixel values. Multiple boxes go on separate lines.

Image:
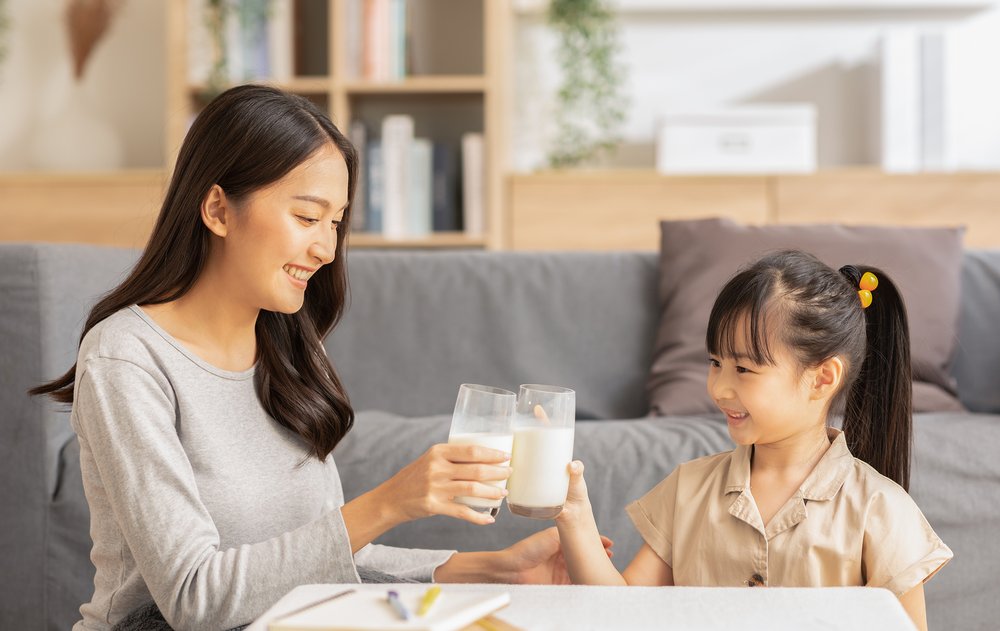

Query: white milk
left=506, top=427, right=575, bottom=512
left=447, top=432, right=514, bottom=509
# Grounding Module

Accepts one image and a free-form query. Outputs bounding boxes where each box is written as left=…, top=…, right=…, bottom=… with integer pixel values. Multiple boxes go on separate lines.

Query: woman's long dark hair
left=30, top=85, right=357, bottom=460
left=706, top=250, right=913, bottom=490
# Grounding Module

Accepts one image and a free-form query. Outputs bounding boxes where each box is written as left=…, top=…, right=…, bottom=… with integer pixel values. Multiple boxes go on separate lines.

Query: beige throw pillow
left=648, top=218, right=966, bottom=416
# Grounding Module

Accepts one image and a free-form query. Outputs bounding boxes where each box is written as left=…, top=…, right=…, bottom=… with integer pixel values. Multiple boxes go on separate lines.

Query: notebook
left=268, top=587, right=512, bottom=631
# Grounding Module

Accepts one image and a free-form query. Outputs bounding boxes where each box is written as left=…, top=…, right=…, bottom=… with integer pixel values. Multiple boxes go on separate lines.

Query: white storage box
left=655, top=105, right=817, bottom=174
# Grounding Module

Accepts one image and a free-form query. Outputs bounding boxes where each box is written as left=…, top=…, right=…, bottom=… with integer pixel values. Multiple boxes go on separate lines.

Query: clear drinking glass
left=447, top=383, right=516, bottom=518
left=506, top=384, right=576, bottom=519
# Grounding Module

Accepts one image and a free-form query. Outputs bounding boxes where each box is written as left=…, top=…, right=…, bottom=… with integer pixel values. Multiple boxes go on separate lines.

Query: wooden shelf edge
left=0, top=169, right=168, bottom=185
left=187, top=77, right=333, bottom=95
left=339, top=76, right=487, bottom=94
left=347, top=232, right=488, bottom=249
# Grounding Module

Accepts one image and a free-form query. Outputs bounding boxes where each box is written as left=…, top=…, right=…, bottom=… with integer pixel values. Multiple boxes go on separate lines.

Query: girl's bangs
left=706, top=274, right=782, bottom=366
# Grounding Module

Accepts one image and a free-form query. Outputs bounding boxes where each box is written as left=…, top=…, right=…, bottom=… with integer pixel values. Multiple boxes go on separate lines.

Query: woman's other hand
left=433, top=527, right=613, bottom=584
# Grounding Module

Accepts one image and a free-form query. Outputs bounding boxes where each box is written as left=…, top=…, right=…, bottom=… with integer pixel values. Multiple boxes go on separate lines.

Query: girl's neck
left=751, top=424, right=832, bottom=476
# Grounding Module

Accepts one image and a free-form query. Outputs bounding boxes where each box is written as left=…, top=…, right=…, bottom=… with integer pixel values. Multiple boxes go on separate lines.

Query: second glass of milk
left=506, top=384, right=575, bottom=519
left=447, top=383, right=516, bottom=518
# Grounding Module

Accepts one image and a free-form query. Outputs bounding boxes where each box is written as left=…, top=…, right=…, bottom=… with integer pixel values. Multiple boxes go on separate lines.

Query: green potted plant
left=547, top=0, right=628, bottom=168
left=0, top=0, right=10, bottom=73
left=204, top=0, right=271, bottom=97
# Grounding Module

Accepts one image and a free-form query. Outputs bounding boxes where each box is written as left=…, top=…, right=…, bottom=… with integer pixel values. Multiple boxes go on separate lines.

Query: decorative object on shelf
left=28, top=0, right=125, bottom=170
left=547, top=0, right=628, bottom=168
left=66, top=0, right=122, bottom=80
left=655, top=105, right=817, bottom=175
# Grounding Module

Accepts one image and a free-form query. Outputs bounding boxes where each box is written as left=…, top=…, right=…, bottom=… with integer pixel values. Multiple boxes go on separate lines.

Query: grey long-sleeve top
left=71, top=306, right=455, bottom=631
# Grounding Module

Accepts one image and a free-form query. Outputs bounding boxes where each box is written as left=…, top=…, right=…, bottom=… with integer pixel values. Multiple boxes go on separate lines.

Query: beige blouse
left=626, top=429, right=952, bottom=595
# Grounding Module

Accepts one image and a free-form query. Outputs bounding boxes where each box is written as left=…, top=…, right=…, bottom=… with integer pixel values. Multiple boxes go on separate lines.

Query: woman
left=32, top=85, right=592, bottom=631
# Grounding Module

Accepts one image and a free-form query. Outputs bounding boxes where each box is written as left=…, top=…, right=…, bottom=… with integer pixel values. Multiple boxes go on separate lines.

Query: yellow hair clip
left=858, top=271, right=878, bottom=309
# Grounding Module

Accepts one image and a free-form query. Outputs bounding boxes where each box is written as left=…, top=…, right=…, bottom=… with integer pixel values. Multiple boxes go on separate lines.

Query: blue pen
left=386, top=590, right=411, bottom=621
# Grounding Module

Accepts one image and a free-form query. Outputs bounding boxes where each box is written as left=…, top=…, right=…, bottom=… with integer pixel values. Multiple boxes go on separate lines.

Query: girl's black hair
left=706, top=249, right=913, bottom=490
left=31, top=85, right=357, bottom=461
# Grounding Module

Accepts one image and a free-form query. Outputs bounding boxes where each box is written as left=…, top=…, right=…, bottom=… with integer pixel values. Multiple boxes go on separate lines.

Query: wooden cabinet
left=165, top=0, right=510, bottom=250
left=508, top=169, right=1000, bottom=250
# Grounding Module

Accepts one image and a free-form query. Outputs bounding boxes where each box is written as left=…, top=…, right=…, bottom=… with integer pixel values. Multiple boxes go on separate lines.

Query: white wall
left=512, top=1, right=1000, bottom=171
left=0, top=0, right=165, bottom=170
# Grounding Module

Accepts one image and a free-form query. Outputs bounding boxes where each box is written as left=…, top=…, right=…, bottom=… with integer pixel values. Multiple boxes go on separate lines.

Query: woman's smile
left=283, top=264, right=316, bottom=288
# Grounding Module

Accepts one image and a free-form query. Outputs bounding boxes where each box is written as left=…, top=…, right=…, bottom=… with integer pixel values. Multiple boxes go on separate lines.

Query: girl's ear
left=810, top=356, right=845, bottom=401
left=201, top=184, right=231, bottom=238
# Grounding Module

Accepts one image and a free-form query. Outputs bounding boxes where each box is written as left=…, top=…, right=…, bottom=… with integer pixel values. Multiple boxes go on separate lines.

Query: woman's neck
left=142, top=266, right=259, bottom=371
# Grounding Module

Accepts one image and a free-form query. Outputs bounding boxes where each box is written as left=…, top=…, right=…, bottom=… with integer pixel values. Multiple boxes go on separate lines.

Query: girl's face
left=220, top=143, right=349, bottom=315
left=707, top=316, right=823, bottom=446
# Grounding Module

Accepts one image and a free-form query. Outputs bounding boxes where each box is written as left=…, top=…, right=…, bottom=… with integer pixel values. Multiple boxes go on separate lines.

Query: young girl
left=31, top=85, right=580, bottom=631
left=555, top=249, right=952, bottom=631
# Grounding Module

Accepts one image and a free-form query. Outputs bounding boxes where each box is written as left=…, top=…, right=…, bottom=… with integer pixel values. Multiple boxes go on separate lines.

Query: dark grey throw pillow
left=648, top=218, right=966, bottom=416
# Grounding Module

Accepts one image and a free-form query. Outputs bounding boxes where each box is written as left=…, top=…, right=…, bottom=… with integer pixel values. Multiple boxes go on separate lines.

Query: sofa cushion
left=952, top=250, right=1000, bottom=414
left=648, top=218, right=966, bottom=416
left=328, top=251, right=660, bottom=420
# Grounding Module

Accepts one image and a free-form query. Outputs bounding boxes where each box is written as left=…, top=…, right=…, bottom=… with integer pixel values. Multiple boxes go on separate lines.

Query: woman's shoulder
left=78, top=306, right=166, bottom=369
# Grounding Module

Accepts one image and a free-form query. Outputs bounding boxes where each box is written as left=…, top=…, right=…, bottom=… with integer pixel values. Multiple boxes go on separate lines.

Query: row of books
left=188, top=0, right=423, bottom=84
left=348, top=0, right=410, bottom=81
left=349, top=116, right=485, bottom=238
left=188, top=0, right=296, bottom=84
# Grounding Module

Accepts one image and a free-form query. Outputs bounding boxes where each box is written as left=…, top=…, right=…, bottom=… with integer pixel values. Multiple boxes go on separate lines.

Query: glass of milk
left=506, top=384, right=575, bottom=519
left=447, top=383, right=516, bottom=518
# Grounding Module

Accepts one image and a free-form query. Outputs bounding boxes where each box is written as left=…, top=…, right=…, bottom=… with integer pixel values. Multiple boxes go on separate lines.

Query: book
left=268, top=587, right=511, bottom=631
left=431, top=142, right=460, bottom=232
left=409, top=138, right=433, bottom=237
left=268, top=0, right=295, bottom=80
left=349, top=120, right=368, bottom=231
left=381, top=115, right=415, bottom=239
left=461, top=133, right=485, bottom=236
left=366, top=139, right=384, bottom=233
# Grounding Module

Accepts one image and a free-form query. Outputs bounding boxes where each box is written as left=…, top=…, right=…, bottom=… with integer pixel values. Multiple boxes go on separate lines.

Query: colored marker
left=417, top=585, right=441, bottom=617
left=386, top=590, right=411, bottom=620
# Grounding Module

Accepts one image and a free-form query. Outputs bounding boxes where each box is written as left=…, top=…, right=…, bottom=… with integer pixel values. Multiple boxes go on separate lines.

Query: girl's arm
left=556, top=461, right=673, bottom=586
left=898, top=584, right=927, bottom=631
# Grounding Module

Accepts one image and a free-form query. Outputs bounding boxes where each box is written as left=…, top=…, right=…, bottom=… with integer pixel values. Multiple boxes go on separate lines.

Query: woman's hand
left=501, top=527, right=614, bottom=585
left=377, top=443, right=512, bottom=527
left=433, top=527, right=613, bottom=584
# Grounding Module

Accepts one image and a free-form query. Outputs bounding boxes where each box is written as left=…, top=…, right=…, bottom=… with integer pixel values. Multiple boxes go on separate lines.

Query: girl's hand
left=555, top=460, right=592, bottom=525
left=376, top=444, right=511, bottom=526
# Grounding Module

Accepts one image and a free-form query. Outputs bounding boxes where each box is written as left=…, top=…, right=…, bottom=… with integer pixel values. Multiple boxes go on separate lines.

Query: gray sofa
left=2, top=243, right=998, bottom=630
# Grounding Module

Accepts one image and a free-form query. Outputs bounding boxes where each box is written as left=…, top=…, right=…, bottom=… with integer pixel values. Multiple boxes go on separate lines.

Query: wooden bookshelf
left=165, top=0, right=510, bottom=250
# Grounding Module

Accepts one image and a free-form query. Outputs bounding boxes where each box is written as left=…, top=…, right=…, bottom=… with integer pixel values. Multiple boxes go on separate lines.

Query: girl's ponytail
left=839, top=265, right=913, bottom=490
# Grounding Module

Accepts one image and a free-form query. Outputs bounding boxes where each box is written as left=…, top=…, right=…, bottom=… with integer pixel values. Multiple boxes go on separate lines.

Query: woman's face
left=221, top=143, right=349, bottom=315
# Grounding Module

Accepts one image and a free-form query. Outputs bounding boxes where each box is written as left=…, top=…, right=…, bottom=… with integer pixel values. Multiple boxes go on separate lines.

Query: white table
left=248, top=583, right=916, bottom=631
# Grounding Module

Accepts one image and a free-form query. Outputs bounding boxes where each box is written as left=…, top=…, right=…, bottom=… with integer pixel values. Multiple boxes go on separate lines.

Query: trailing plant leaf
left=548, top=0, right=628, bottom=168
left=0, top=0, right=9, bottom=71
left=203, top=0, right=270, bottom=98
